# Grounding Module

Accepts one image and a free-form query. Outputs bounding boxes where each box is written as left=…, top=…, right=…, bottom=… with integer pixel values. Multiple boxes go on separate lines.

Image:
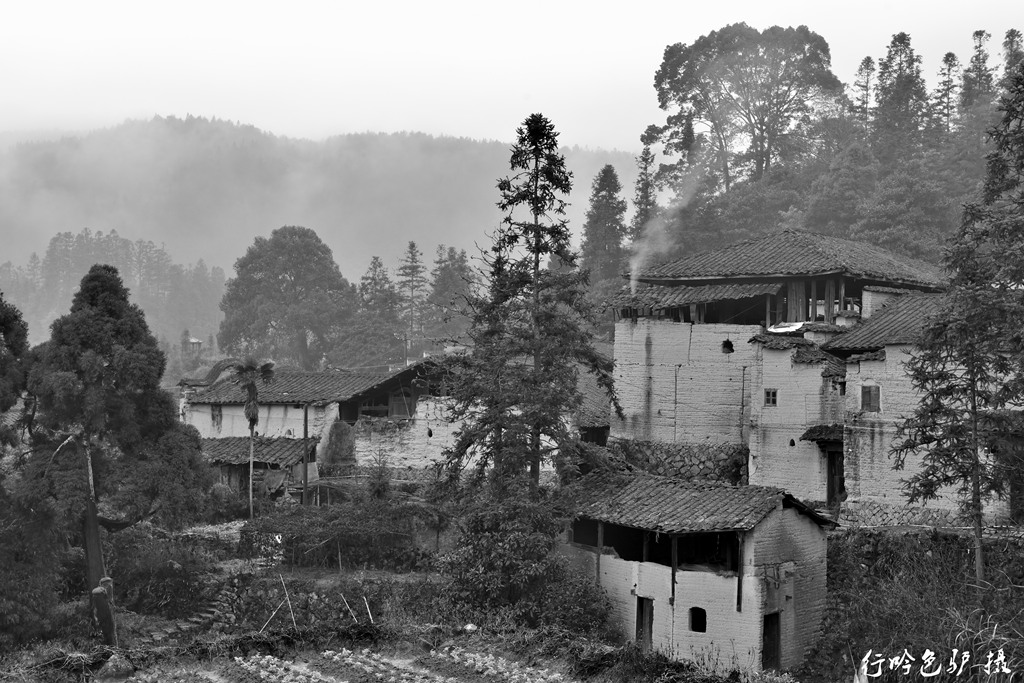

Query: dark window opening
left=838, top=381, right=847, bottom=396
left=765, top=389, right=778, bottom=407
left=359, top=394, right=390, bottom=418
left=722, top=339, right=734, bottom=354
left=689, top=607, right=707, bottom=632
left=570, top=522, right=739, bottom=573
left=862, top=385, right=880, bottom=412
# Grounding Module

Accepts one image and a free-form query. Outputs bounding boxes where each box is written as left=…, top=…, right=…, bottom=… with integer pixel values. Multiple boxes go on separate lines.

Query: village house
left=604, top=229, right=996, bottom=524
left=565, top=472, right=833, bottom=674
left=181, top=361, right=459, bottom=493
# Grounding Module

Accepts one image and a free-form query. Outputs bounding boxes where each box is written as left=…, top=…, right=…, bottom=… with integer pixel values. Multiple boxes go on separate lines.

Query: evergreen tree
left=580, top=165, right=628, bottom=302
left=26, top=265, right=211, bottom=610
left=444, top=114, right=616, bottom=488
left=336, top=256, right=404, bottom=368
left=961, top=30, right=995, bottom=110
left=1003, top=30, right=1024, bottom=88
left=396, top=241, right=428, bottom=361
left=852, top=56, right=876, bottom=122
left=423, top=245, right=474, bottom=345
left=933, top=52, right=962, bottom=134
left=873, top=33, right=929, bottom=167
left=629, top=138, right=660, bottom=243
left=804, top=141, right=879, bottom=236
left=892, top=61, right=1024, bottom=584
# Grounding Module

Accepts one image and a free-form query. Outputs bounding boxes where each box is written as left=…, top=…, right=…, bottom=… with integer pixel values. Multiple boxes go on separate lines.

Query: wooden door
left=762, top=612, right=781, bottom=671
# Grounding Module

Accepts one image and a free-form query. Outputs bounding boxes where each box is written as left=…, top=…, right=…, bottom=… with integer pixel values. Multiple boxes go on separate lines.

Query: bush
left=103, top=524, right=217, bottom=617
left=240, top=499, right=436, bottom=572
left=436, top=492, right=610, bottom=634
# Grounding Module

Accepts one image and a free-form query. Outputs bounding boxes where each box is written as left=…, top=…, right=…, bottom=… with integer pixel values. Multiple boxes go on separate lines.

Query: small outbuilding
left=565, top=472, right=834, bottom=675
left=201, top=436, right=314, bottom=495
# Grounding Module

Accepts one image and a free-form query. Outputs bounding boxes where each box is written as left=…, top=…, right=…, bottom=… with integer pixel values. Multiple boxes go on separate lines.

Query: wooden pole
left=596, top=522, right=604, bottom=584
left=671, top=536, right=678, bottom=606
left=303, top=404, right=309, bottom=506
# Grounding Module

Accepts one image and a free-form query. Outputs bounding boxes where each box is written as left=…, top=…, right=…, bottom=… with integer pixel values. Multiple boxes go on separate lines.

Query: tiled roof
left=800, top=424, right=844, bottom=442
left=605, top=282, right=782, bottom=310
left=576, top=371, right=611, bottom=429
left=191, top=369, right=387, bottom=405
left=201, top=437, right=310, bottom=466
left=572, top=472, right=832, bottom=533
left=824, top=293, right=944, bottom=351
left=848, top=350, right=887, bottom=362
left=749, top=334, right=816, bottom=350
left=638, top=230, right=946, bottom=289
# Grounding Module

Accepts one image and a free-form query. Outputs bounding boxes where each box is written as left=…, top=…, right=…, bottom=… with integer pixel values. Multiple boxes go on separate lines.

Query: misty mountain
left=0, top=116, right=639, bottom=280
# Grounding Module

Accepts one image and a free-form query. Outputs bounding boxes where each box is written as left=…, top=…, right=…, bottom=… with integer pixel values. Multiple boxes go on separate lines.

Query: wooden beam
left=736, top=532, right=744, bottom=612
left=642, top=532, right=649, bottom=562
left=810, top=280, right=817, bottom=321
left=839, top=279, right=846, bottom=312
left=671, top=535, right=678, bottom=606
left=824, top=280, right=836, bottom=324
left=765, top=294, right=771, bottom=328
left=596, top=522, right=604, bottom=584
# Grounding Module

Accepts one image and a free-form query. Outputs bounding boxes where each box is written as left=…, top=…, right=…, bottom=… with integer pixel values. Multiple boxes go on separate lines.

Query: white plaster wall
left=748, top=348, right=836, bottom=501
left=843, top=350, right=961, bottom=513
left=752, top=508, right=828, bottom=670
left=611, top=319, right=762, bottom=446
left=185, top=403, right=330, bottom=440
left=564, top=533, right=765, bottom=675
left=352, top=397, right=458, bottom=469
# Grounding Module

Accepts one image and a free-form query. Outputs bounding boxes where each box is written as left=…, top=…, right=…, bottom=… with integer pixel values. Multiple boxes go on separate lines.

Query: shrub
left=103, top=524, right=217, bottom=617
left=437, top=492, right=610, bottom=634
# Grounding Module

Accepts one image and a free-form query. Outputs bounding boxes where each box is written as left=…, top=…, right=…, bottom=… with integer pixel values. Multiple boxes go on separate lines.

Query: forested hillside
left=0, top=118, right=636, bottom=280
left=638, top=27, right=1024, bottom=272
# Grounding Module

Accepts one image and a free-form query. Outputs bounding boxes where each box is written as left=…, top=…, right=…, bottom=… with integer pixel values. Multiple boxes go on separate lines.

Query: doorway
left=635, top=597, right=653, bottom=652
left=762, top=612, right=781, bottom=671
left=826, top=446, right=846, bottom=507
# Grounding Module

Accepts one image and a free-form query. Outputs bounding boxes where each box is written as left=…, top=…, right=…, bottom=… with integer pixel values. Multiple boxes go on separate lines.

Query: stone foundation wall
left=836, top=500, right=961, bottom=527
left=611, top=438, right=748, bottom=485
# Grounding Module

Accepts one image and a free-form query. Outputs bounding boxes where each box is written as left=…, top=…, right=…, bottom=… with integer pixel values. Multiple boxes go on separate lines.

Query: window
left=862, top=385, right=880, bottom=412
left=211, top=405, right=222, bottom=432
left=838, top=381, right=847, bottom=396
left=764, top=389, right=778, bottom=407
left=689, top=607, right=707, bottom=632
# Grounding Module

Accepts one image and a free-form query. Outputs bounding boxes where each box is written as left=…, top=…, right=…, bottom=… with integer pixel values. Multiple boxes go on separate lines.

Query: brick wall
left=611, top=319, right=762, bottom=445
left=861, top=290, right=899, bottom=319
left=748, top=348, right=840, bottom=501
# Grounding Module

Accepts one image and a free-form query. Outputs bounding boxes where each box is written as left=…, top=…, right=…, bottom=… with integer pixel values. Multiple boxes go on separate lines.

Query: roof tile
left=824, top=293, right=944, bottom=351
left=191, top=369, right=387, bottom=405
left=606, top=282, right=783, bottom=310
left=573, top=472, right=831, bottom=533
left=201, top=437, right=310, bottom=466
left=640, top=230, right=945, bottom=289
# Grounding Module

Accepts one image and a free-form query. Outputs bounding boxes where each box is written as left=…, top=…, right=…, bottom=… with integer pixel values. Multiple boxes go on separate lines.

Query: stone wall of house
left=611, top=319, right=762, bottom=446
left=351, top=397, right=457, bottom=470
left=563, top=535, right=764, bottom=674
left=752, top=508, right=828, bottom=671
left=748, top=347, right=841, bottom=502
left=185, top=403, right=331, bottom=440
left=611, top=438, right=747, bottom=484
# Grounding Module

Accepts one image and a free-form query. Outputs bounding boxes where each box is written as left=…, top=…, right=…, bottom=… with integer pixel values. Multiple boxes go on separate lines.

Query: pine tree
left=396, top=241, right=428, bottom=361
left=961, top=30, right=995, bottom=110
left=629, top=142, right=660, bottom=243
left=580, top=165, right=628, bottom=302
left=892, top=61, right=1024, bottom=584
left=1001, top=29, right=1024, bottom=90
left=934, top=52, right=962, bottom=134
left=873, top=33, right=929, bottom=167
left=424, top=245, right=474, bottom=345
left=852, top=56, right=876, bottom=122
left=444, top=114, right=616, bottom=488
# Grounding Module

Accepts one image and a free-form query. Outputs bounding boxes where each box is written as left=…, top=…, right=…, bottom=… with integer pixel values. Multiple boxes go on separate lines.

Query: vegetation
left=892, top=61, right=1024, bottom=583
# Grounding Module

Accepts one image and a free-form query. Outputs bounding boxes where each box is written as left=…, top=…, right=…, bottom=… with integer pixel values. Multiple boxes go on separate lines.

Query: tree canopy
left=580, top=164, right=628, bottom=302
left=218, top=226, right=356, bottom=370
left=444, top=114, right=617, bottom=488
left=655, top=23, right=841, bottom=189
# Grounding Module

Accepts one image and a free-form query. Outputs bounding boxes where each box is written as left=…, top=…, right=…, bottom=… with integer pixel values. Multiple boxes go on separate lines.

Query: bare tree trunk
left=969, top=368, right=985, bottom=584
left=249, top=424, right=255, bottom=519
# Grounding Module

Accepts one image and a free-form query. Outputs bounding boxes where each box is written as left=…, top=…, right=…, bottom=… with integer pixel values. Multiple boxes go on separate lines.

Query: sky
left=2, top=0, right=1020, bottom=152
